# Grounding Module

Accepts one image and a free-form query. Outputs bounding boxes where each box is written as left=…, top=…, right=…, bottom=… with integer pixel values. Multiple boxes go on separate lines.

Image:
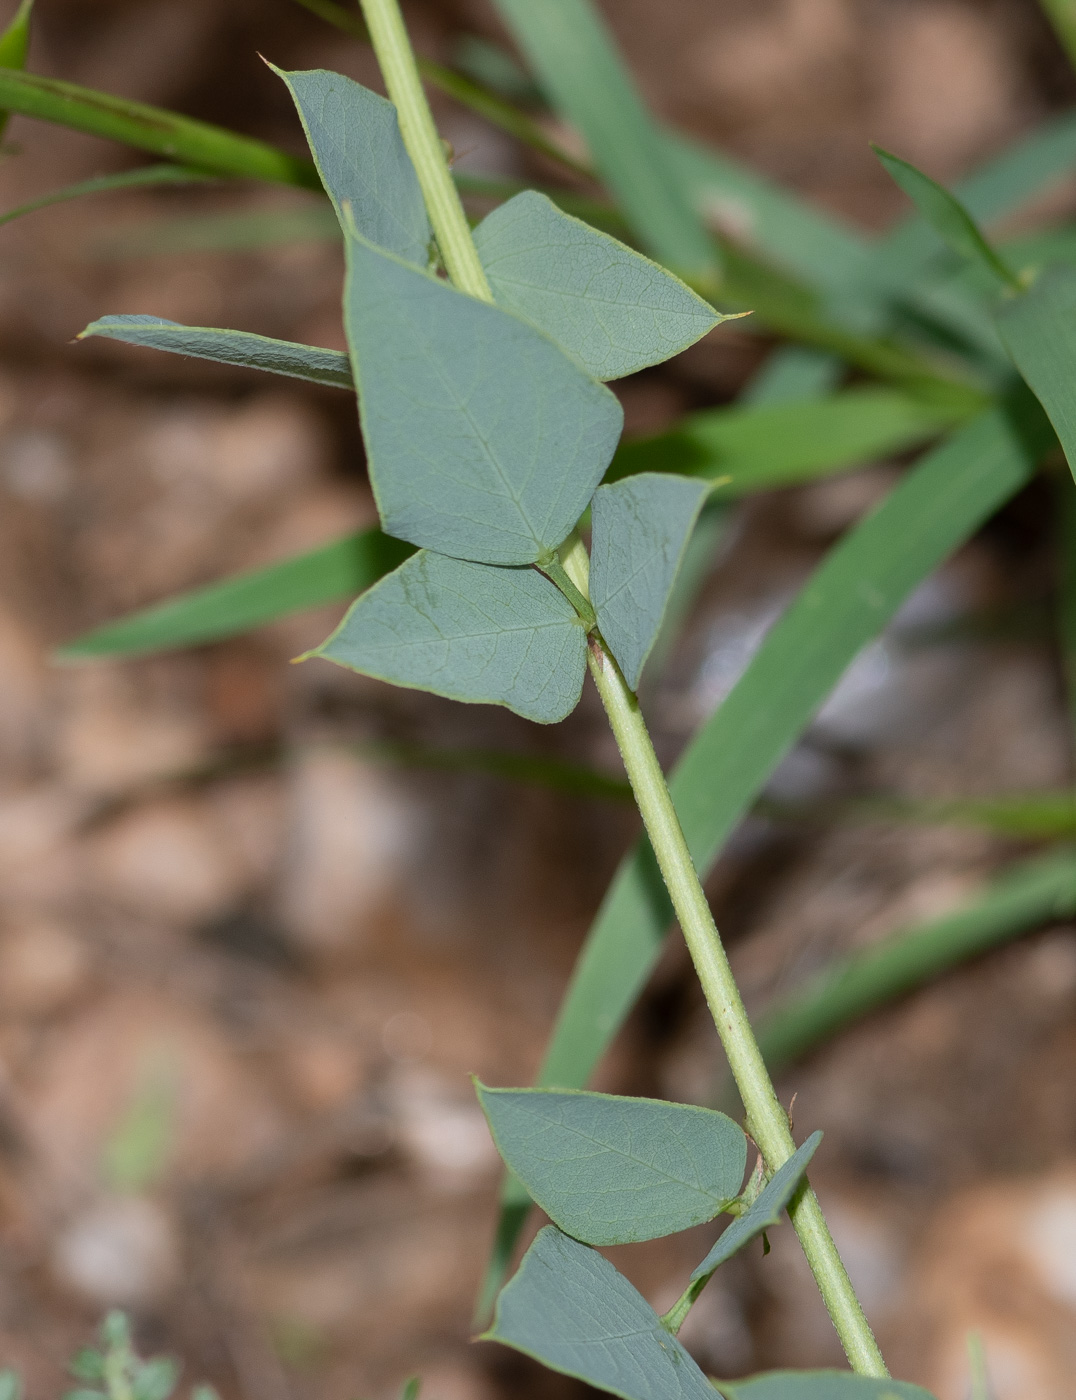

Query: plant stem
left=358, top=0, right=494, bottom=302
left=357, top=0, right=885, bottom=1372
left=561, top=539, right=888, bottom=1378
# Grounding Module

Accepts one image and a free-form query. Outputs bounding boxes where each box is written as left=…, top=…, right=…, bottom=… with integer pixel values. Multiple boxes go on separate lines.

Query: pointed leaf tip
left=274, top=65, right=430, bottom=265
left=344, top=229, right=623, bottom=565
left=473, top=191, right=724, bottom=380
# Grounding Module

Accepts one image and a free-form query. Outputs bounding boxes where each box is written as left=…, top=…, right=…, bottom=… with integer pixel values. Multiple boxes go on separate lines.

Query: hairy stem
left=358, top=0, right=493, bottom=301
left=561, top=539, right=888, bottom=1377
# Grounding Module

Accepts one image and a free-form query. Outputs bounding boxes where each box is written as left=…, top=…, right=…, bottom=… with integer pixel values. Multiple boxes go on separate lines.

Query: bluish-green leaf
left=344, top=228, right=623, bottom=565
left=489, top=0, right=718, bottom=284
left=476, top=1084, right=745, bottom=1245
left=78, top=315, right=353, bottom=389
left=872, top=146, right=1019, bottom=290
left=473, top=191, right=723, bottom=380
left=483, top=1226, right=716, bottom=1400
left=590, top=474, right=711, bottom=690
left=996, top=264, right=1076, bottom=480
left=691, top=1132, right=821, bottom=1280
left=309, top=550, right=586, bottom=724
left=715, top=1374, right=935, bottom=1400
left=272, top=65, right=429, bottom=264
left=0, top=1372, right=20, bottom=1400
left=56, top=529, right=411, bottom=660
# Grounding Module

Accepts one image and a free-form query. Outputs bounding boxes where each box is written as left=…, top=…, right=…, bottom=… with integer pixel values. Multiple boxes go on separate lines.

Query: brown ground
left=1, top=1, right=1075, bottom=1397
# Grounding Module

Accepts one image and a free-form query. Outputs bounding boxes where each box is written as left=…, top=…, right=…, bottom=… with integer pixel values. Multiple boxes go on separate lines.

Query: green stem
left=540, top=547, right=597, bottom=628
left=358, top=0, right=885, bottom=1373
left=561, top=539, right=888, bottom=1378
left=358, top=0, right=493, bottom=302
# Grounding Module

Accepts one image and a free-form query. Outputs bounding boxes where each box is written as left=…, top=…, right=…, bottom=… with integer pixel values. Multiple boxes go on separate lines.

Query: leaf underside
left=79, top=316, right=353, bottom=389
left=484, top=1226, right=716, bottom=1400
left=473, top=190, right=721, bottom=380
left=344, top=229, right=623, bottom=566
left=274, top=64, right=430, bottom=264
left=310, top=550, right=587, bottom=724
left=690, top=1131, right=822, bottom=1279
left=477, top=1084, right=746, bottom=1244
left=589, top=473, right=711, bottom=689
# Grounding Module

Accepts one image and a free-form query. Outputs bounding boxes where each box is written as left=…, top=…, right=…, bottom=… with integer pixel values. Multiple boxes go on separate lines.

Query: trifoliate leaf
left=344, top=228, right=623, bottom=565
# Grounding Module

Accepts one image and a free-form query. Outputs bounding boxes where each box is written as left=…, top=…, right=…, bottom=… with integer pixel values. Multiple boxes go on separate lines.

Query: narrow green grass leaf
left=344, top=227, right=622, bottom=565
left=478, top=400, right=1052, bottom=1312
left=79, top=315, right=353, bottom=389
left=0, top=69, right=320, bottom=188
left=745, top=347, right=844, bottom=406
left=309, top=551, right=586, bottom=725
left=664, top=134, right=872, bottom=297
left=690, top=1132, right=821, bottom=1280
left=996, top=264, right=1076, bottom=480
left=360, top=739, right=632, bottom=802
left=56, top=529, right=411, bottom=660
left=473, top=191, right=724, bottom=380
left=483, top=1226, right=716, bottom=1400
left=272, top=66, right=430, bottom=264
left=590, top=474, right=711, bottom=690
left=489, top=0, right=718, bottom=283
left=476, top=1084, right=745, bottom=1245
left=610, top=387, right=968, bottom=491
left=753, top=849, right=1076, bottom=1075
left=714, top=1374, right=935, bottom=1400
left=0, top=164, right=211, bottom=229
left=0, top=0, right=34, bottom=142
left=872, top=146, right=1020, bottom=290
left=1056, top=470, right=1076, bottom=739
left=90, top=203, right=342, bottom=259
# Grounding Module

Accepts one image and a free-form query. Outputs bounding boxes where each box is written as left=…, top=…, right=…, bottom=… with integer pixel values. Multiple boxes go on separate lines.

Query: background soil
left=1, top=1, right=1075, bottom=1397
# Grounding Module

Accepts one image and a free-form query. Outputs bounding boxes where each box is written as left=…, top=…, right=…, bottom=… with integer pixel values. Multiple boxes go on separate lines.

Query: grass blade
left=610, top=386, right=970, bottom=492
left=0, top=164, right=212, bottom=229
left=489, top=0, right=718, bottom=283
left=0, top=0, right=33, bottom=141
left=872, top=145, right=1020, bottom=290
left=56, top=530, right=412, bottom=661
left=79, top=316, right=353, bottom=389
left=476, top=398, right=1053, bottom=1316
left=997, top=264, right=1076, bottom=479
left=752, top=848, right=1076, bottom=1075
left=0, top=69, right=320, bottom=188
